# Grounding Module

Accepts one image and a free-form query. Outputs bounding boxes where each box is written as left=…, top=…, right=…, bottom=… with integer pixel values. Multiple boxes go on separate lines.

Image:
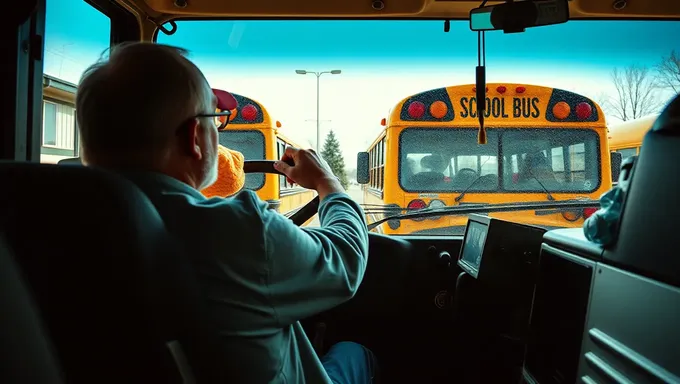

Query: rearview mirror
left=610, top=152, right=622, bottom=182
left=357, top=152, right=370, bottom=185
left=470, top=0, right=569, bottom=33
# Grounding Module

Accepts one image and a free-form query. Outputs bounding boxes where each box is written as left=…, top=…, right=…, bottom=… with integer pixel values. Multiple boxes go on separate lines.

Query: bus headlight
left=428, top=199, right=446, bottom=220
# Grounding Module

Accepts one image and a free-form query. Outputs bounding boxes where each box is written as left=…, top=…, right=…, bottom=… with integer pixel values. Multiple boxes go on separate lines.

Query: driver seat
left=0, top=162, right=227, bottom=383
left=0, top=233, right=64, bottom=384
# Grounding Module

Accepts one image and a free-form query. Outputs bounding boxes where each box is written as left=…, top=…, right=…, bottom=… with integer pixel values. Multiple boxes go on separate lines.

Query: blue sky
left=44, top=0, right=680, bottom=161
left=155, top=19, right=678, bottom=70
left=45, top=0, right=680, bottom=77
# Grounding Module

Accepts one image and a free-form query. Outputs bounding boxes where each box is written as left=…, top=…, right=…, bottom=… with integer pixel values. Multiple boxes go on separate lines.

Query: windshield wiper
left=528, top=171, right=555, bottom=201
left=366, top=199, right=599, bottom=231
left=453, top=156, right=494, bottom=203
left=454, top=175, right=485, bottom=203
left=454, top=171, right=554, bottom=203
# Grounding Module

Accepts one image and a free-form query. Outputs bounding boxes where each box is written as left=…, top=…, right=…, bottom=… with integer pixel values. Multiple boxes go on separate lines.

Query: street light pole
left=316, top=73, right=320, bottom=153
left=295, top=69, right=342, bottom=151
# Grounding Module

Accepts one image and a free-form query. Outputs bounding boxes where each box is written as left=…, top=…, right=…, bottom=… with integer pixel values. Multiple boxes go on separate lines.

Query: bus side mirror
left=611, top=152, right=622, bottom=182
left=357, top=152, right=370, bottom=184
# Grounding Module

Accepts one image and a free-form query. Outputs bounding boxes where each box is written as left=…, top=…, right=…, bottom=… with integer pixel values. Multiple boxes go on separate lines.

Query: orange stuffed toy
left=200, top=145, right=246, bottom=198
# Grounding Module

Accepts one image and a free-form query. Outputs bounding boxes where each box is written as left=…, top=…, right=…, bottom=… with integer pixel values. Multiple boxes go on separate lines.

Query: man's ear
left=181, top=118, right=203, bottom=160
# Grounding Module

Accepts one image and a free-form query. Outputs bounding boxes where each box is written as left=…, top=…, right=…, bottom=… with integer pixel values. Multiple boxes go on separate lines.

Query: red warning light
left=516, top=86, right=526, bottom=94
left=583, top=207, right=597, bottom=219
left=497, top=86, right=507, bottom=93
left=407, top=199, right=427, bottom=210
left=575, top=102, right=592, bottom=120
left=407, top=101, right=426, bottom=119
left=241, top=104, right=258, bottom=121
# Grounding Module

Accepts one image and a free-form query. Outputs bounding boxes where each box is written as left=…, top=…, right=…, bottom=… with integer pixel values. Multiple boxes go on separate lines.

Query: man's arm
left=255, top=191, right=369, bottom=326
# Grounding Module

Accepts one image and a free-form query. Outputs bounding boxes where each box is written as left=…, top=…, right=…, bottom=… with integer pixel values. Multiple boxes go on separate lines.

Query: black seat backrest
left=0, top=162, right=226, bottom=383
left=571, top=95, right=680, bottom=383
left=607, top=94, right=680, bottom=287
left=56, top=157, right=82, bottom=165
left=524, top=96, right=680, bottom=384
left=0, top=233, right=63, bottom=384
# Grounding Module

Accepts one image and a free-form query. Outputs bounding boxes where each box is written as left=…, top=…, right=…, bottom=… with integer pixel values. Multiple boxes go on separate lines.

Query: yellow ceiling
left=121, top=0, right=680, bottom=22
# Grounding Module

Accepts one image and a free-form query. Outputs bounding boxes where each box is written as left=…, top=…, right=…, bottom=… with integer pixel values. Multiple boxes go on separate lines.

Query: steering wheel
left=243, top=160, right=320, bottom=226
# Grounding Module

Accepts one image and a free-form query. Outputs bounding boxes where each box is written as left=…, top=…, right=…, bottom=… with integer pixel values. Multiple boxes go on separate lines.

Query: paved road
left=307, top=185, right=363, bottom=227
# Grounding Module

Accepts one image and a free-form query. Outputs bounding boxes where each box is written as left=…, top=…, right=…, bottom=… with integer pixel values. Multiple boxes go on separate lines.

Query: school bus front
left=360, top=83, right=614, bottom=235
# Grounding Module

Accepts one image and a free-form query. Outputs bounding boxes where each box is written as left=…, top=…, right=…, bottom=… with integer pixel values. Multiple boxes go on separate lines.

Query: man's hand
left=274, top=147, right=344, bottom=200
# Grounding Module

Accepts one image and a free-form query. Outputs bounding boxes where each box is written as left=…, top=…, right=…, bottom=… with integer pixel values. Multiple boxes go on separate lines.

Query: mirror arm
left=476, top=30, right=487, bottom=144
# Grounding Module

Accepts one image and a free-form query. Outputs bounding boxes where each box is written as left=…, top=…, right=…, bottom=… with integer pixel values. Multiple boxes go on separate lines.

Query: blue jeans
left=321, top=341, right=378, bottom=384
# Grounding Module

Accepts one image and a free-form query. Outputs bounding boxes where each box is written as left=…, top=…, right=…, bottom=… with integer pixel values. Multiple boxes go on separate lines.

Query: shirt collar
left=116, top=170, right=207, bottom=200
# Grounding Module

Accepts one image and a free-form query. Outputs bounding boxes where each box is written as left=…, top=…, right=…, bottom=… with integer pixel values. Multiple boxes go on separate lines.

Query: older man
left=75, top=42, right=375, bottom=384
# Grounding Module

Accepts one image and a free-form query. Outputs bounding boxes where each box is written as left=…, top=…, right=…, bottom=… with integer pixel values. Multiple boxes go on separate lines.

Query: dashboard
left=312, top=216, right=680, bottom=384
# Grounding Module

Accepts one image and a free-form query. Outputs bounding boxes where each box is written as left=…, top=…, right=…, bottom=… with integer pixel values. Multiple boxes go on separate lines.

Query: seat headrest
left=650, top=94, right=680, bottom=134
left=421, top=154, right=446, bottom=171
left=524, top=152, right=549, bottom=168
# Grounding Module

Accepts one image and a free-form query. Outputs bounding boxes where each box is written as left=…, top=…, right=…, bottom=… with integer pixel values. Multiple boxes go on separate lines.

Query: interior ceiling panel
left=125, top=0, right=679, bottom=20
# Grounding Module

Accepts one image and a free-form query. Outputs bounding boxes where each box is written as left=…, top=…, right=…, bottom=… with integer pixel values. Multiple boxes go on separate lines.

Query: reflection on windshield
left=218, top=130, right=266, bottom=190
left=400, top=128, right=600, bottom=193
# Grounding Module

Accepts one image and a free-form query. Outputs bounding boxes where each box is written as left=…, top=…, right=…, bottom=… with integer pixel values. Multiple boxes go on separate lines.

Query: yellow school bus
left=358, top=83, right=615, bottom=235
left=39, top=78, right=314, bottom=220
left=607, top=114, right=658, bottom=162
left=217, top=92, right=316, bottom=217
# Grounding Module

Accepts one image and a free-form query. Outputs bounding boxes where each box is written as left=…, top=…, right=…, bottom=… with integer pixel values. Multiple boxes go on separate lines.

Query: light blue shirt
left=122, top=172, right=369, bottom=383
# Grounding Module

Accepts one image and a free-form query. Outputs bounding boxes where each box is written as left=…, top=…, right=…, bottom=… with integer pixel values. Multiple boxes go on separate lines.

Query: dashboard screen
left=461, top=220, right=488, bottom=270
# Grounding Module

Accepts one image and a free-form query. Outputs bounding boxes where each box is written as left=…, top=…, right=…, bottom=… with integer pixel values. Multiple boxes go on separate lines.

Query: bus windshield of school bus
left=44, top=1, right=679, bottom=235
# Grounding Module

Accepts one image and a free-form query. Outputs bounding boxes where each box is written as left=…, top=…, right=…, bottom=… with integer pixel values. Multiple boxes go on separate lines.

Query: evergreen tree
left=321, top=130, right=349, bottom=189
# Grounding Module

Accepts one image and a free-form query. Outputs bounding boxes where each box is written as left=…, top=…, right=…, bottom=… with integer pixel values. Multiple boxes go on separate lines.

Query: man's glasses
left=196, top=110, right=232, bottom=131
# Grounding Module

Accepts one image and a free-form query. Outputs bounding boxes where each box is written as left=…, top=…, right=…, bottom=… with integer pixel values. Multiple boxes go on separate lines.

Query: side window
left=277, top=140, right=289, bottom=189
left=616, top=147, right=637, bottom=162
left=368, top=139, right=385, bottom=191
left=379, top=138, right=385, bottom=190
left=456, top=155, right=478, bottom=173
left=369, top=147, right=375, bottom=189
left=42, top=102, right=57, bottom=146
left=568, top=143, right=586, bottom=179
left=41, top=0, right=111, bottom=164
left=479, top=156, right=497, bottom=176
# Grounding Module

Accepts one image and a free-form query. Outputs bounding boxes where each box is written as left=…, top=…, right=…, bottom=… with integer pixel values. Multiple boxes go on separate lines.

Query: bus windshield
left=44, top=12, right=680, bottom=234
left=400, top=128, right=600, bottom=193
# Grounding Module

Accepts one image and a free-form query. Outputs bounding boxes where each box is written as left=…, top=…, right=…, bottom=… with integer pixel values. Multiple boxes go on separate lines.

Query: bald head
left=76, top=42, right=215, bottom=167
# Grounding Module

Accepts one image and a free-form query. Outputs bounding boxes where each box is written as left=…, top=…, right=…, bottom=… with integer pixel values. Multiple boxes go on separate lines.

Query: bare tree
left=656, top=50, right=680, bottom=93
left=593, top=92, right=611, bottom=112
left=601, top=64, right=663, bottom=121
